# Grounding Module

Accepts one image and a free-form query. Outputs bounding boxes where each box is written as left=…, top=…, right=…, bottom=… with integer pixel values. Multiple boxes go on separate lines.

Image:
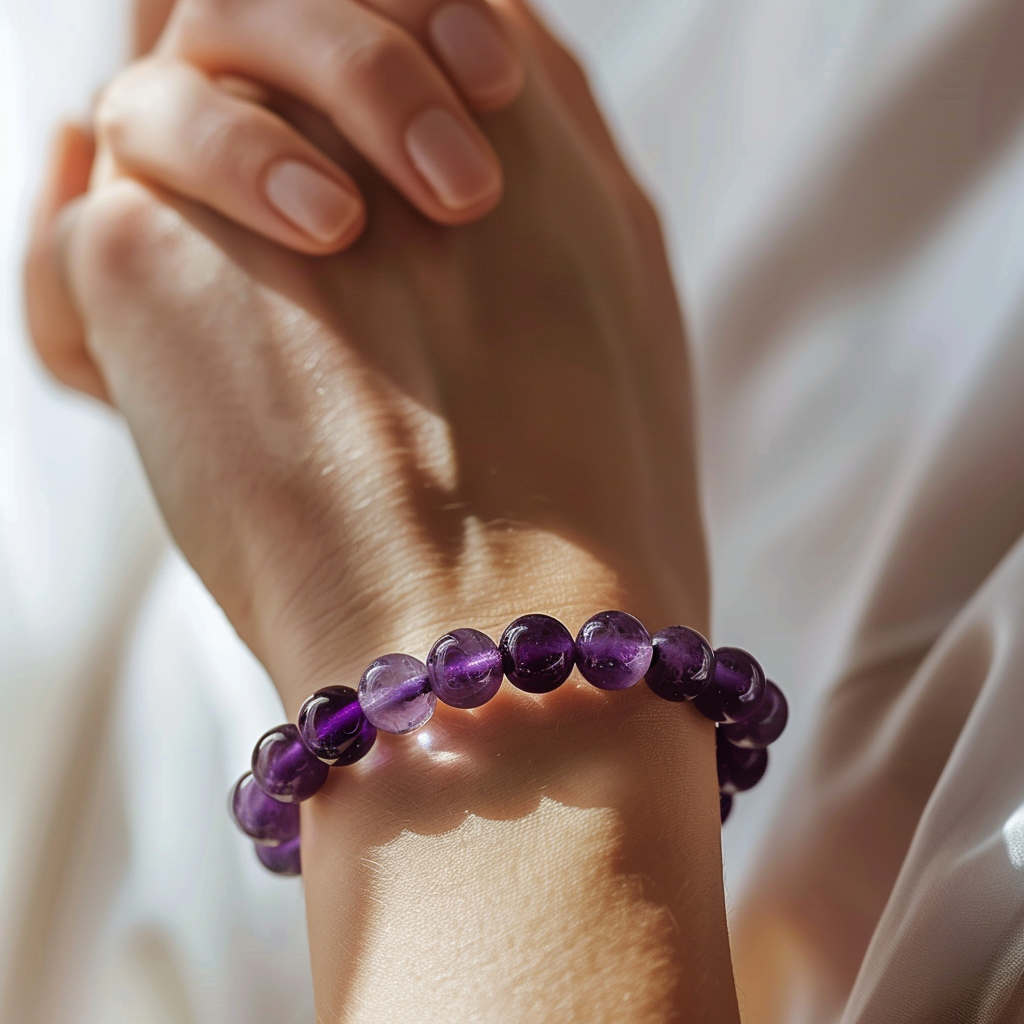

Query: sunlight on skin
left=302, top=692, right=735, bottom=1024
left=343, top=798, right=677, bottom=1024
left=414, top=729, right=462, bottom=764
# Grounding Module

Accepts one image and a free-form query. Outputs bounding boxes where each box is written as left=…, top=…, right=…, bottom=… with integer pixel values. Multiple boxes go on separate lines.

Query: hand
left=26, top=0, right=525, bottom=401
left=30, top=0, right=709, bottom=684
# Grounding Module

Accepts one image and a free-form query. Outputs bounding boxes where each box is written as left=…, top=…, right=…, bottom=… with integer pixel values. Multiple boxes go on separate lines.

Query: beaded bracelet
left=229, top=611, right=788, bottom=875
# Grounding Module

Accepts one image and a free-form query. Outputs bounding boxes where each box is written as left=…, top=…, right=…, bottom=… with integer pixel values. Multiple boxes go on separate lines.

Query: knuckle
left=93, top=67, right=144, bottom=147
left=73, top=180, right=181, bottom=300
left=330, top=27, right=423, bottom=94
left=95, top=59, right=185, bottom=155
left=186, top=106, right=253, bottom=179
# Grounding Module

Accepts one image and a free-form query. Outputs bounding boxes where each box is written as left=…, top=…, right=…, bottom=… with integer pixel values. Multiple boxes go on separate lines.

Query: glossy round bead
left=719, top=681, right=788, bottom=749
left=720, top=792, right=733, bottom=824
left=251, top=723, right=329, bottom=803
left=693, top=646, right=766, bottom=723
left=358, top=654, right=436, bottom=734
left=499, top=614, right=575, bottom=694
left=574, top=610, right=653, bottom=691
left=716, top=732, right=768, bottom=794
left=298, top=685, right=377, bottom=765
left=230, top=772, right=300, bottom=846
left=427, top=628, right=504, bottom=709
left=645, top=626, right=714, bottom=702
left=255, top=835, right=301, bottom=876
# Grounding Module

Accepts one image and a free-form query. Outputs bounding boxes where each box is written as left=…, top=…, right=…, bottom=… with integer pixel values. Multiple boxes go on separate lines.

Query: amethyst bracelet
left=230, top=611, right=788, bottom=875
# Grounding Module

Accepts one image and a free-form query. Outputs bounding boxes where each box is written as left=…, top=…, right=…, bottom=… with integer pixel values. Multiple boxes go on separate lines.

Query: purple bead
left=427, top=628, right=504, bottom=709
left=693, top=646, right=766, bottom=723
left=230, top=772, right=300, bottom=846
left=298, top=685, right=377, bottom=765
left=358, top=653, right=436, bottom=734
left=499, top=614, right=575, bottom=694
left=645, top=626, right=714, bottom=702
left=719, top=681, right=788, bottom=749
left=251, top=723, right=329, bottom=803
left=574, top=610, right=653, bottom=691
left=720, top=792, right=733, bottom=824
left=255, top=835, right=301, bottom=876
left=716, top=731, right=768, bottom=794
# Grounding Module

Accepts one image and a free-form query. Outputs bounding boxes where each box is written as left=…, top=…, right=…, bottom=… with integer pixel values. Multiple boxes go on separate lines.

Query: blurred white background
left=7, top=0, right=1024, bottom=1021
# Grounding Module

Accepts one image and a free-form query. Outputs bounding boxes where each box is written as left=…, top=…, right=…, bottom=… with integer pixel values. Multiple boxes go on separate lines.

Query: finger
left=162, top=0, right=503, bottom=222
left=357, top=0, right=524, bottom=112
left=24, top=123, right=110, bottom=403
left=97, top=59, right=367, bottom=254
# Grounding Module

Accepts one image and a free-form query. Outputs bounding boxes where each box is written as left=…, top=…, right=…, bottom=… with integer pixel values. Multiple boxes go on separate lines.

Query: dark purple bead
left=251, top=723, right=329, bottom=803
left=255, top=835, right=301, bottom=876
left=645, top=626, right=714, bottom=702
left=720, top=681, right=788, bottom=749
left=574, top=610, right=653, bottom=691
left=298, top=685, right=377, bottom=765
left=716, top=731, right=768, bottom=794
left=358, top=653, right=436, bottom=734
left=720, top=792, right=733, bottom=824
left=427, top=628, right=503, bottom=709
left=230, top=771, right=300, bottom=846
left=693, top=646, right=766, bottom=723
left=499, top=614, right=575, bottom=694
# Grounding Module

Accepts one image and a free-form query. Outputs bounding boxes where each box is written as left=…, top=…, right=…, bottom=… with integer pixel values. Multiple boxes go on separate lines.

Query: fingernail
left=405, top=108, right=501, bottom=210
left=429, top=2, right=524, bottom=107
left=264, top=160, right=361, bottom=243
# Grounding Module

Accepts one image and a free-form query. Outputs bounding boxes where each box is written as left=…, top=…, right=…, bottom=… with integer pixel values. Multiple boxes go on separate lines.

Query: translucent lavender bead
left=693, top=646, right=766, bottom=723
left=256, top=835, right=301, bottom=876
left=230, top=771, right=300, bottom=846
left=499, top=614, right=575, bottom=694
left=574, top=610, right=652, bottom=691
left=719, top=681, right=788, bottom=749
left=716, top=731, right=768, bottom=794
left=358, top=653, right=436, bottom=734
left=427, top=628, right=504, bottom=709
left=298, top=685, right=377, bottom=765
left=252, top=724, right=329, bottom=803
left=645, top=626, right=714, bottom=702
left=720, top=792, right=733, bottom=824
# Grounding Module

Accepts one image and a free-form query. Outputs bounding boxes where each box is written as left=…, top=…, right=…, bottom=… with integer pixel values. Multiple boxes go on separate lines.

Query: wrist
left=256, top=522, right=704, bottom=718
left=301, top=683, right=735, bottom=1023
left=240, top=526, right=734, bottom=1022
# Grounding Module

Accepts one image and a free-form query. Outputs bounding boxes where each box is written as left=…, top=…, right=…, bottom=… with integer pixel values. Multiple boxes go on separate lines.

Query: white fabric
left=3, top=0, right=1024, bottom=1020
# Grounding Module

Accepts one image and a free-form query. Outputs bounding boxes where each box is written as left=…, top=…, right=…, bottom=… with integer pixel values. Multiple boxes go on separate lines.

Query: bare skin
left=24, top=3, right=738, bottom=1021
